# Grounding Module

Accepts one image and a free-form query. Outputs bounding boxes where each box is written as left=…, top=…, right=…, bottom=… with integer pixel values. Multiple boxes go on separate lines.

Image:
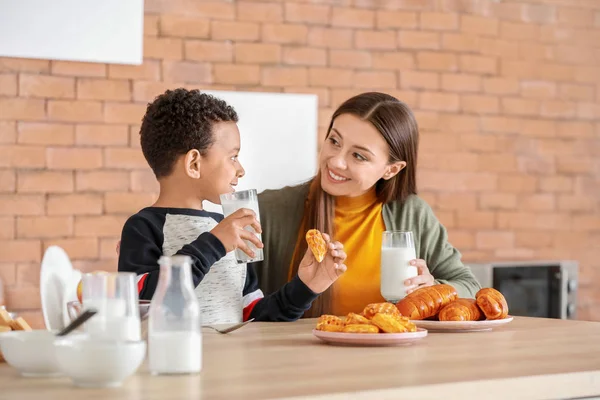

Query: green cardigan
left=256, top=182, right=481, bottom=299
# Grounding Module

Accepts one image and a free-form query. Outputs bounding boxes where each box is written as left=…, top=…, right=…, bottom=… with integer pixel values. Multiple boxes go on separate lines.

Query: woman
left=256, top=92, right=480, bottom=317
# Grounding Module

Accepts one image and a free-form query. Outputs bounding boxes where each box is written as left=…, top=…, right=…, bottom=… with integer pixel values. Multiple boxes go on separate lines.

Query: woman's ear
left=382, top=161, right=407, bottom=180
left=184, top=149, right=202, bottom=179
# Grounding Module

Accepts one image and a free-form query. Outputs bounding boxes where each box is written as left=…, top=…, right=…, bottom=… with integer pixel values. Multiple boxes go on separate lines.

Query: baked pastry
left=396, top=284, right=458, bottom=320
left=316, top=315, right=344, bottom=332
left=476, top=288, right=509, bottom=320
left=0, top=308, right=11, bottom=326
left=10, top=317, right=32, bottom=331
left=345, top=312, right=371, bottom=325
left=362, top=302, right=401, bottom=319
left=342, top=324, right=379, bottom=334
left=306, top=229, right=327, bottom=263
left=371, top=313, right=416, bottom=333
left=439, top=298, right=483, bottom=321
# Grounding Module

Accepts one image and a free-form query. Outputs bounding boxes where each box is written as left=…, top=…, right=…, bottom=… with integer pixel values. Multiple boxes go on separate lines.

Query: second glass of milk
left=380, top=231, right=418, bottom=303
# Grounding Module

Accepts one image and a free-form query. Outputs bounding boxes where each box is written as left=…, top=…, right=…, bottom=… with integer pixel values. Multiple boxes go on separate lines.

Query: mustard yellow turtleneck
left=331, top=189, right=386, bottom=316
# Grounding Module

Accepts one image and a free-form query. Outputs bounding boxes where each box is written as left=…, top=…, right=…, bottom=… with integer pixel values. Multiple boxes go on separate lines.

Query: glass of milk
left=81, top=272, right=141, bottom=342
left=149, top=255, right=202, bottom=375
left=219, top=189, right=264, bottom=263
left=380, top=231, right=418, bottom=303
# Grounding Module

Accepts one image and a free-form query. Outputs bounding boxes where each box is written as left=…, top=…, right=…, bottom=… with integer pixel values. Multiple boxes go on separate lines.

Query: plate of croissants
left=313, top=302, right=427, bottom=346
left=396, top=284, right=512, bottom=332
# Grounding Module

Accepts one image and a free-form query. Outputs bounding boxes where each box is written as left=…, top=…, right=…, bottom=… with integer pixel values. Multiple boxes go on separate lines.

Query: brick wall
left=0, top=0, right=599, bottom=327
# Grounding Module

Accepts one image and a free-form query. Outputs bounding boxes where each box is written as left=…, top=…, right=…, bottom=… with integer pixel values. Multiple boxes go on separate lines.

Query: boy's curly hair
left=140, top=88, right=238, bottom=178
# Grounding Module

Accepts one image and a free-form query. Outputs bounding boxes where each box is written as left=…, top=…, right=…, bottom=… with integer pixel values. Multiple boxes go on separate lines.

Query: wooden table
left=2, top=317, right=600, bottom=400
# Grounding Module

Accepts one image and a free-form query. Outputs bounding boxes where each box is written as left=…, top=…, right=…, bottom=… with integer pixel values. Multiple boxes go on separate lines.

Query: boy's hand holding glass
left=210, top=208, right=263, bottom=259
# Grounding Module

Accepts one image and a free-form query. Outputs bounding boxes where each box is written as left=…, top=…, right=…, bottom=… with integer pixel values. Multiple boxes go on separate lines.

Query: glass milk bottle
left=148, top=255, right=202, bottom=375
left=380, top=231, right=418, bottom=303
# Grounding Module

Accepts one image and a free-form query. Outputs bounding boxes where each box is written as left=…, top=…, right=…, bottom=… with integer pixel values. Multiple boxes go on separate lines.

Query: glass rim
left=382, top=230, right=413, bottom=235
left=219, top=188, right=258, bottom=200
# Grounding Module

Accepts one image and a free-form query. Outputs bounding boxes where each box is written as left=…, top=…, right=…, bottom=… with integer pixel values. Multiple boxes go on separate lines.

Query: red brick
left=318, top=108, right=334, bottom=128
left=574, top=66, right=600, bottom=84
left=262, top=24, right=307, bottom=44
left=331, top=7, right=374, bottom=28
left=308, top=27, right=352, bottom=49
left=0, top=145, right=45, bottom=168
left=419, top=171, right=497, bottom=192
left=558, top=194, right=596, bottom=212
left=500, top=21, right=539, bottom=41
left=75, top=124, right=129, bottom=146
left=479, top=154, right=518, bottom=173
left=309, top=68, right=353, bottom=88
left=557, top=7, right=594, bottom=27
left=0, top=240, right=41, bottom=262
left=43, top=238, right=98, bottom=259
left=0, top=195, right=44, bottom=216
left=329, top=50, right=371, bottom=69
left=104, top=192, right=157, bottom=213
left=421, top=12, right=458, bottom=30
left=48, top=100, right=103, bottom=123
left=377, top=10, right=417, bottom=29
left=460, top=55, right=496, bottom=75
left=99, top=237, right=121, bottom=260
left=436, top=211, right=455, bottom=229
left=500, top=60, right=537, bottom=79
left=144, top=37, right=183, bottom=60
left=572, top=216, right=600, bottom=232
left=17, top=171, right=73, bottom=193
left=521, top=120, right=556, bottom=138
left=438, top=115, right=479, bottom=132
left=77, top=79, right=130, bottom=101
left=476, top=231, right=514, bottom=249
left=498, top=175, right=537, bottom=193
left=459, top=134, right=497, bottom=153
left=17, top=123, right=74, bottom=146
left=212, top=21, right=260, bottom=41
left=577, top=102, right=600, bottom=120
left=519, top=81, right=557, bottom=99
left=158, top=15, right=209, bottom=39
left=285, top=3, right=330, bottom=25
left=108, top=61, right=161, bottom=80
left=461, top=15, right=499, bottom=36
left=132, top=82, right=176, bottom=103
left=130, top=169, right=159, bottom=193
left=400, top=71, right=438, bottom=90
left=557, top=122, right=595, bottom=138
left=129, top=126, right=141, bottom=148
left=0, top=58, right=49, bottom=73
left=372, top=52, right=415, bottom=70
left=0, top=168, right=14, bottom=193
left=541, top=101, right=577, bottom=118
left=460, top=95, right=499, bottom=114
left=441, top=33, right=479, bottom=52
left=557, top=157, right=595, bottom=174
left=481, top=116, right=522, bottom=134
left=17, top=216, right=72, bottom=239
left=74, top=215, right=127, bottom=237
left=104, top=148, right=147, bottom=169
left=162, top=61, right=211, bottom=84
left=0, top=121, right=16, bottom=144
left=456, top=211, right=495, bottom=229
left=144, top=14, right=158, bottom=36
left=214, top=64, right=260, bottom=85
left=479, top=193, right=518, bottom=210
left=355, top=30, right=396, bottom=50
left=441, top=73, right=481, bottom=93
left=522, top=3, right=557, bottom=24
left=354, top=71, right=397, bottom=89
left=516, top=232, right=554, bottom=248
left=501, top=98, right=540, bottom=116
left=261, top=67, right=308, bottom=87
left=47, top=193, right=103, bottom=216
left=419, top=92, right=459, bottom=112
left=76, top=171, right=130, bottom=192
left=559, top=84, right=595, bottom=101
left=5, top=285, right=42, bottom=310
left=19, top=74, right=74, bottom=99
left=483, top=78, right=520, bottom=95
left=448, top=230, right=475, bottom=249
left=47, top=148, right=103, bottom=170
left=427, top=153, right=478, bottom=172
left=104, top=103, right=147, bottom=124
left=478, top=38, right=520, bottom=59
left=184, top=40, right=233, bottom=63
left=0, top=98, right=45, bottom=121
left=436, top=193, right=477, bottom=212
left=540, top=63, right=576, bottom=82
left=419, top=133, right=460, bottom=153
left=282, top=47, right=326, bottom=66
left=51, top=61, right=106, bottom=77
left=0, top=262, right=16, bottom=285
left=555, top=46, right=595, bottom=65
left=330, top=89, right=365, bottom=108
left=0, top=74, right=17, bottom=95
left=387, top=90, right=418, bottom=108
left=520, top=194, right=556, bottom=211
left=417, top=52, right=457, bottom=72
left=398, top=31, right=440, bottom=50
left=539, top=176, right=574, bottom=192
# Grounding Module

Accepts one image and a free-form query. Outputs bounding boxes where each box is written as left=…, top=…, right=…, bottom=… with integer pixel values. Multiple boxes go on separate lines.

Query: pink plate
left=312, top=328, right=427, bottom=347
left=413, top=316, right=514, bottom=333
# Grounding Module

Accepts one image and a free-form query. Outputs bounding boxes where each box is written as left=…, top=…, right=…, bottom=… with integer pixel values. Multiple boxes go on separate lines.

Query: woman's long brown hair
left=289, top=92, right=420, bottom=317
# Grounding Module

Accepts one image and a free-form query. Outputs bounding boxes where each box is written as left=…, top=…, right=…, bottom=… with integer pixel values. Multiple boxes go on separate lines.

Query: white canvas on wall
left=0, top=0, right=143, bottom=64
left=201, top=90, right=318, bottom=213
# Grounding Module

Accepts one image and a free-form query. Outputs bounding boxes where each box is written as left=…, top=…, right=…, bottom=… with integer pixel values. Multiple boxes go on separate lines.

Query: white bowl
left=54, top=335, right=146, bottom=388
left=0, top=330, right=61, bottom=377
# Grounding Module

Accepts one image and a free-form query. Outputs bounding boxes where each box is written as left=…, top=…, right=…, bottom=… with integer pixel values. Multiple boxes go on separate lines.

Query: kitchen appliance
left=468, top=261, right=578, bottom=319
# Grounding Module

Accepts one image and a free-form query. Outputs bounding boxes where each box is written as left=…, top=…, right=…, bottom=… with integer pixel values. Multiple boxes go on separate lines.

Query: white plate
left=40, top=246, right=76, bottom=330
left=413, top=316, right=514, bottom=332
left=313, top=328, right=427, bottom=347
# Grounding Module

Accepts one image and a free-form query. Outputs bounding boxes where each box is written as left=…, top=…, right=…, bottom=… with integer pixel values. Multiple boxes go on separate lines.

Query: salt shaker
left=148, top=255, right=202, bottom=375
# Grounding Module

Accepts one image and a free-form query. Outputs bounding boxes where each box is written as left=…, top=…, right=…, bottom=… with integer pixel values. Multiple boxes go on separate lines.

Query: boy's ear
left=184, top=149, right=202, bottom=179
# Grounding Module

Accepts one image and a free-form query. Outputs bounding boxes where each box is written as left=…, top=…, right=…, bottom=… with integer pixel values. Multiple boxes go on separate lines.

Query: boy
left=118, top=88, right=347, bottom=324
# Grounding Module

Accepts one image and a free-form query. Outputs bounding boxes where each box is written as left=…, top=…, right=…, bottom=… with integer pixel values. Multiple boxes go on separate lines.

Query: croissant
left=439, top=298, right=483, bottom=321
left=396, top=284, right=458, bottom=320
left=476, top=288, right=509, bottom=320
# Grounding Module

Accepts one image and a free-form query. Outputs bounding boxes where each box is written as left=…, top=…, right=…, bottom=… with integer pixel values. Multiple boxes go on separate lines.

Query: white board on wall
left=201, top=91, right=318, bottom=213
left=0, top=0, right=143, bottom=64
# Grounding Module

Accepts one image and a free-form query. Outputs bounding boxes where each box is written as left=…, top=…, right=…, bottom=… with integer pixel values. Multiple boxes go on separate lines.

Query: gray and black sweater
left=117, top=207, right=317, bottom=325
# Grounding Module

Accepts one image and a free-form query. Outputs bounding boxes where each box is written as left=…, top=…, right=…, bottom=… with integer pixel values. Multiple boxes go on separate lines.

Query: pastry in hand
left=439, top=298, right=483, bottom=321
left=396, top=284, right=458, bottom=320
left=342, top=324, right=379, bottom=334
left=316, top=315, right=344, bottom=332
left=306, top=229, right=327, bottom=263
left=371, top=313, right=416, bottom=333
left=362, top=302, right=401, bottom=320
left=345, top=312, right=371, bottom=325
left=476, top=288, right=509, bottom=320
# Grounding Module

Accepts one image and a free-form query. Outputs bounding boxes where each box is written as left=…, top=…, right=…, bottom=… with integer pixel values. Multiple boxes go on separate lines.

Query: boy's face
left=198, top=121, right=245, bottom=204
